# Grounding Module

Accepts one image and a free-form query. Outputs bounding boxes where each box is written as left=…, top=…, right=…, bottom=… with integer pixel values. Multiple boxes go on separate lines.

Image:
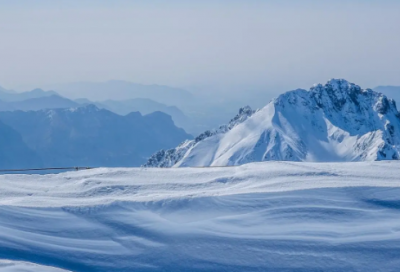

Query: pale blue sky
left=0, top=0, right=399, bottom=94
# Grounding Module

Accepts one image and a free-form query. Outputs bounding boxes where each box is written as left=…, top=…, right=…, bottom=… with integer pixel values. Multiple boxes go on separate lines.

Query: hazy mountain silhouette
left=0, top=120, right=42, bottom=169
left=0, top=105, right=192, bottom=167
left=47, top=80, right=194, bottom=106
left=0, top=95, right=79, bottom=111
left=0, top=88, right=58, bottom=102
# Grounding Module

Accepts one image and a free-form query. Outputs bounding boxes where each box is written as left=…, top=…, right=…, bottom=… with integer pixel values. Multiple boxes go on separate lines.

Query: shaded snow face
left=309, top=79, right=397, bottom=134
left=274, top=79, right=400, bottom=161
left=145, top=79, right=400, bottom=167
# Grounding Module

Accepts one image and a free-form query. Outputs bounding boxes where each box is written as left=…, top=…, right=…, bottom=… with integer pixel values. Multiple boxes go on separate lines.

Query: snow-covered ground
left=0, top=260, right=69, bottom=272
left=1, top=161, right=400, bottom=271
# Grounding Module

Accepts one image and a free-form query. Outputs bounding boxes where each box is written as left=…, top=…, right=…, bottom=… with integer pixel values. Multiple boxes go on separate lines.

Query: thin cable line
left=0, top=167, right=93, bottom=173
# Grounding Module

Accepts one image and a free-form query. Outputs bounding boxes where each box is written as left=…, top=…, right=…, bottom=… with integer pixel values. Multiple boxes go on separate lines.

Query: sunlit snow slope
left=1, top=162, right=400, bottom=271
left=145, top=79, right=400, bottom=167
left=0, top=260, right=69, bottom=272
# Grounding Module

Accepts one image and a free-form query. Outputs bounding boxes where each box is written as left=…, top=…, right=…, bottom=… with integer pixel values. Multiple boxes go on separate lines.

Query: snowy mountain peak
left=321, top=78, right=356, bottom=91
left=313, top=78, right=362, bottom=95
left=311, top=79, right=397, bottom=117
left=312, top=78, right=359, bottom=91
left=145, top=79, right=400, bottom=167
left=311, top=79, right=363, bottom=108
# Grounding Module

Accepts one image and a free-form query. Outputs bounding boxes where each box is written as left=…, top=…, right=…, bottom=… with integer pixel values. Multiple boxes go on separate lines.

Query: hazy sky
left=0, top=0, right=399, bottom=94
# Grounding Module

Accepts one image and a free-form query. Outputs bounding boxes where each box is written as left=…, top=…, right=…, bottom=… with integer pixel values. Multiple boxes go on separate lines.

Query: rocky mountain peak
left=145, top=79, right=400, bottom=168
left=312, top=78, right=361, bottom=93
left=298, top=79, right=398, bottom=117
left=310, top=79, right=364, bottom=109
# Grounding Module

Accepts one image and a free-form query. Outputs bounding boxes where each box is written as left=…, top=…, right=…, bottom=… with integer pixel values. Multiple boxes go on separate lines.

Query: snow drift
left=1, top=161, right=400, bottom=271
left=145, top=79, right=400, bottom=167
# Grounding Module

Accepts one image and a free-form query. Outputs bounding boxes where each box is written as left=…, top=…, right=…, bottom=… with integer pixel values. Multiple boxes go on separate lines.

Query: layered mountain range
left=0, top=86, right=198, bottom=134
left=0, top=105, right=191, bottom=168
left=145, top=79, right=400, bottom=167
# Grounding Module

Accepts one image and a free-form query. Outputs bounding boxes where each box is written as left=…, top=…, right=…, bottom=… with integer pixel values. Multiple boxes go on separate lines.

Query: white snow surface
left=145, top=79, right=400, bottom=167
left=0, top=260, right=70, bottom=272
left=1, top=161, right=400, bottom=271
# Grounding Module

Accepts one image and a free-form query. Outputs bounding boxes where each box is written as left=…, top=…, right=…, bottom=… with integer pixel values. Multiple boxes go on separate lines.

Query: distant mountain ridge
left=0, top=87, right=199, bottom=133
left=47, top=80, right=194, bottom=106
left=0, top=87, right=79, bottom=112
left=145, top=79, right=400, bottom=167
left=0, top=86, right=16, bottom=94
left=0, top=105, right=192, bottom=167
left=3, top=81, right=241, bottom=135
left=73, top=97, right=195, bottom=134
left=0, top=88, right=58, bottom=102
left=0, top=95, right=79, bottom=112
left=97, top=98, right=192, bottom=131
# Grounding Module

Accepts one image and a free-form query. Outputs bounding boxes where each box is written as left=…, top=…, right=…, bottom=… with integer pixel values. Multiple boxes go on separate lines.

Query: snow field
left=0, top=161, right=400, bottom=271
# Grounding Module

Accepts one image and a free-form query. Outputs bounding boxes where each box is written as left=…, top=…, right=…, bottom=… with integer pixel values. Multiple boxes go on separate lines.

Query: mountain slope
left=145, top=79, right=400, bottom=167
left=0, top=100, right=15, bottom=111
left=0, top=120, right=42, bottom=169
left=0, top=105, right=192, bottom=167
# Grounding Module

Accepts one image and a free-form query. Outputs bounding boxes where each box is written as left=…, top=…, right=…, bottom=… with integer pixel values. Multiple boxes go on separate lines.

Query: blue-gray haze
left=0, top=0, right=399, bottom=102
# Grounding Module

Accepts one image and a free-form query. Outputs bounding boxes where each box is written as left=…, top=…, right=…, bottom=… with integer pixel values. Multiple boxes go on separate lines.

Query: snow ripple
left=0, top=162, right=400, bottom=271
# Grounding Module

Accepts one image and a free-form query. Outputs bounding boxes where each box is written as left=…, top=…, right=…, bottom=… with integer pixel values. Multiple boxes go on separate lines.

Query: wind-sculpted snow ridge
left=1, top=161, right=400, bottom=271
left=145, top=79, right=400, bottom=167
left=0, top=260, right=70, bottom=272
left=144, top=106, right=256, bottom=167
